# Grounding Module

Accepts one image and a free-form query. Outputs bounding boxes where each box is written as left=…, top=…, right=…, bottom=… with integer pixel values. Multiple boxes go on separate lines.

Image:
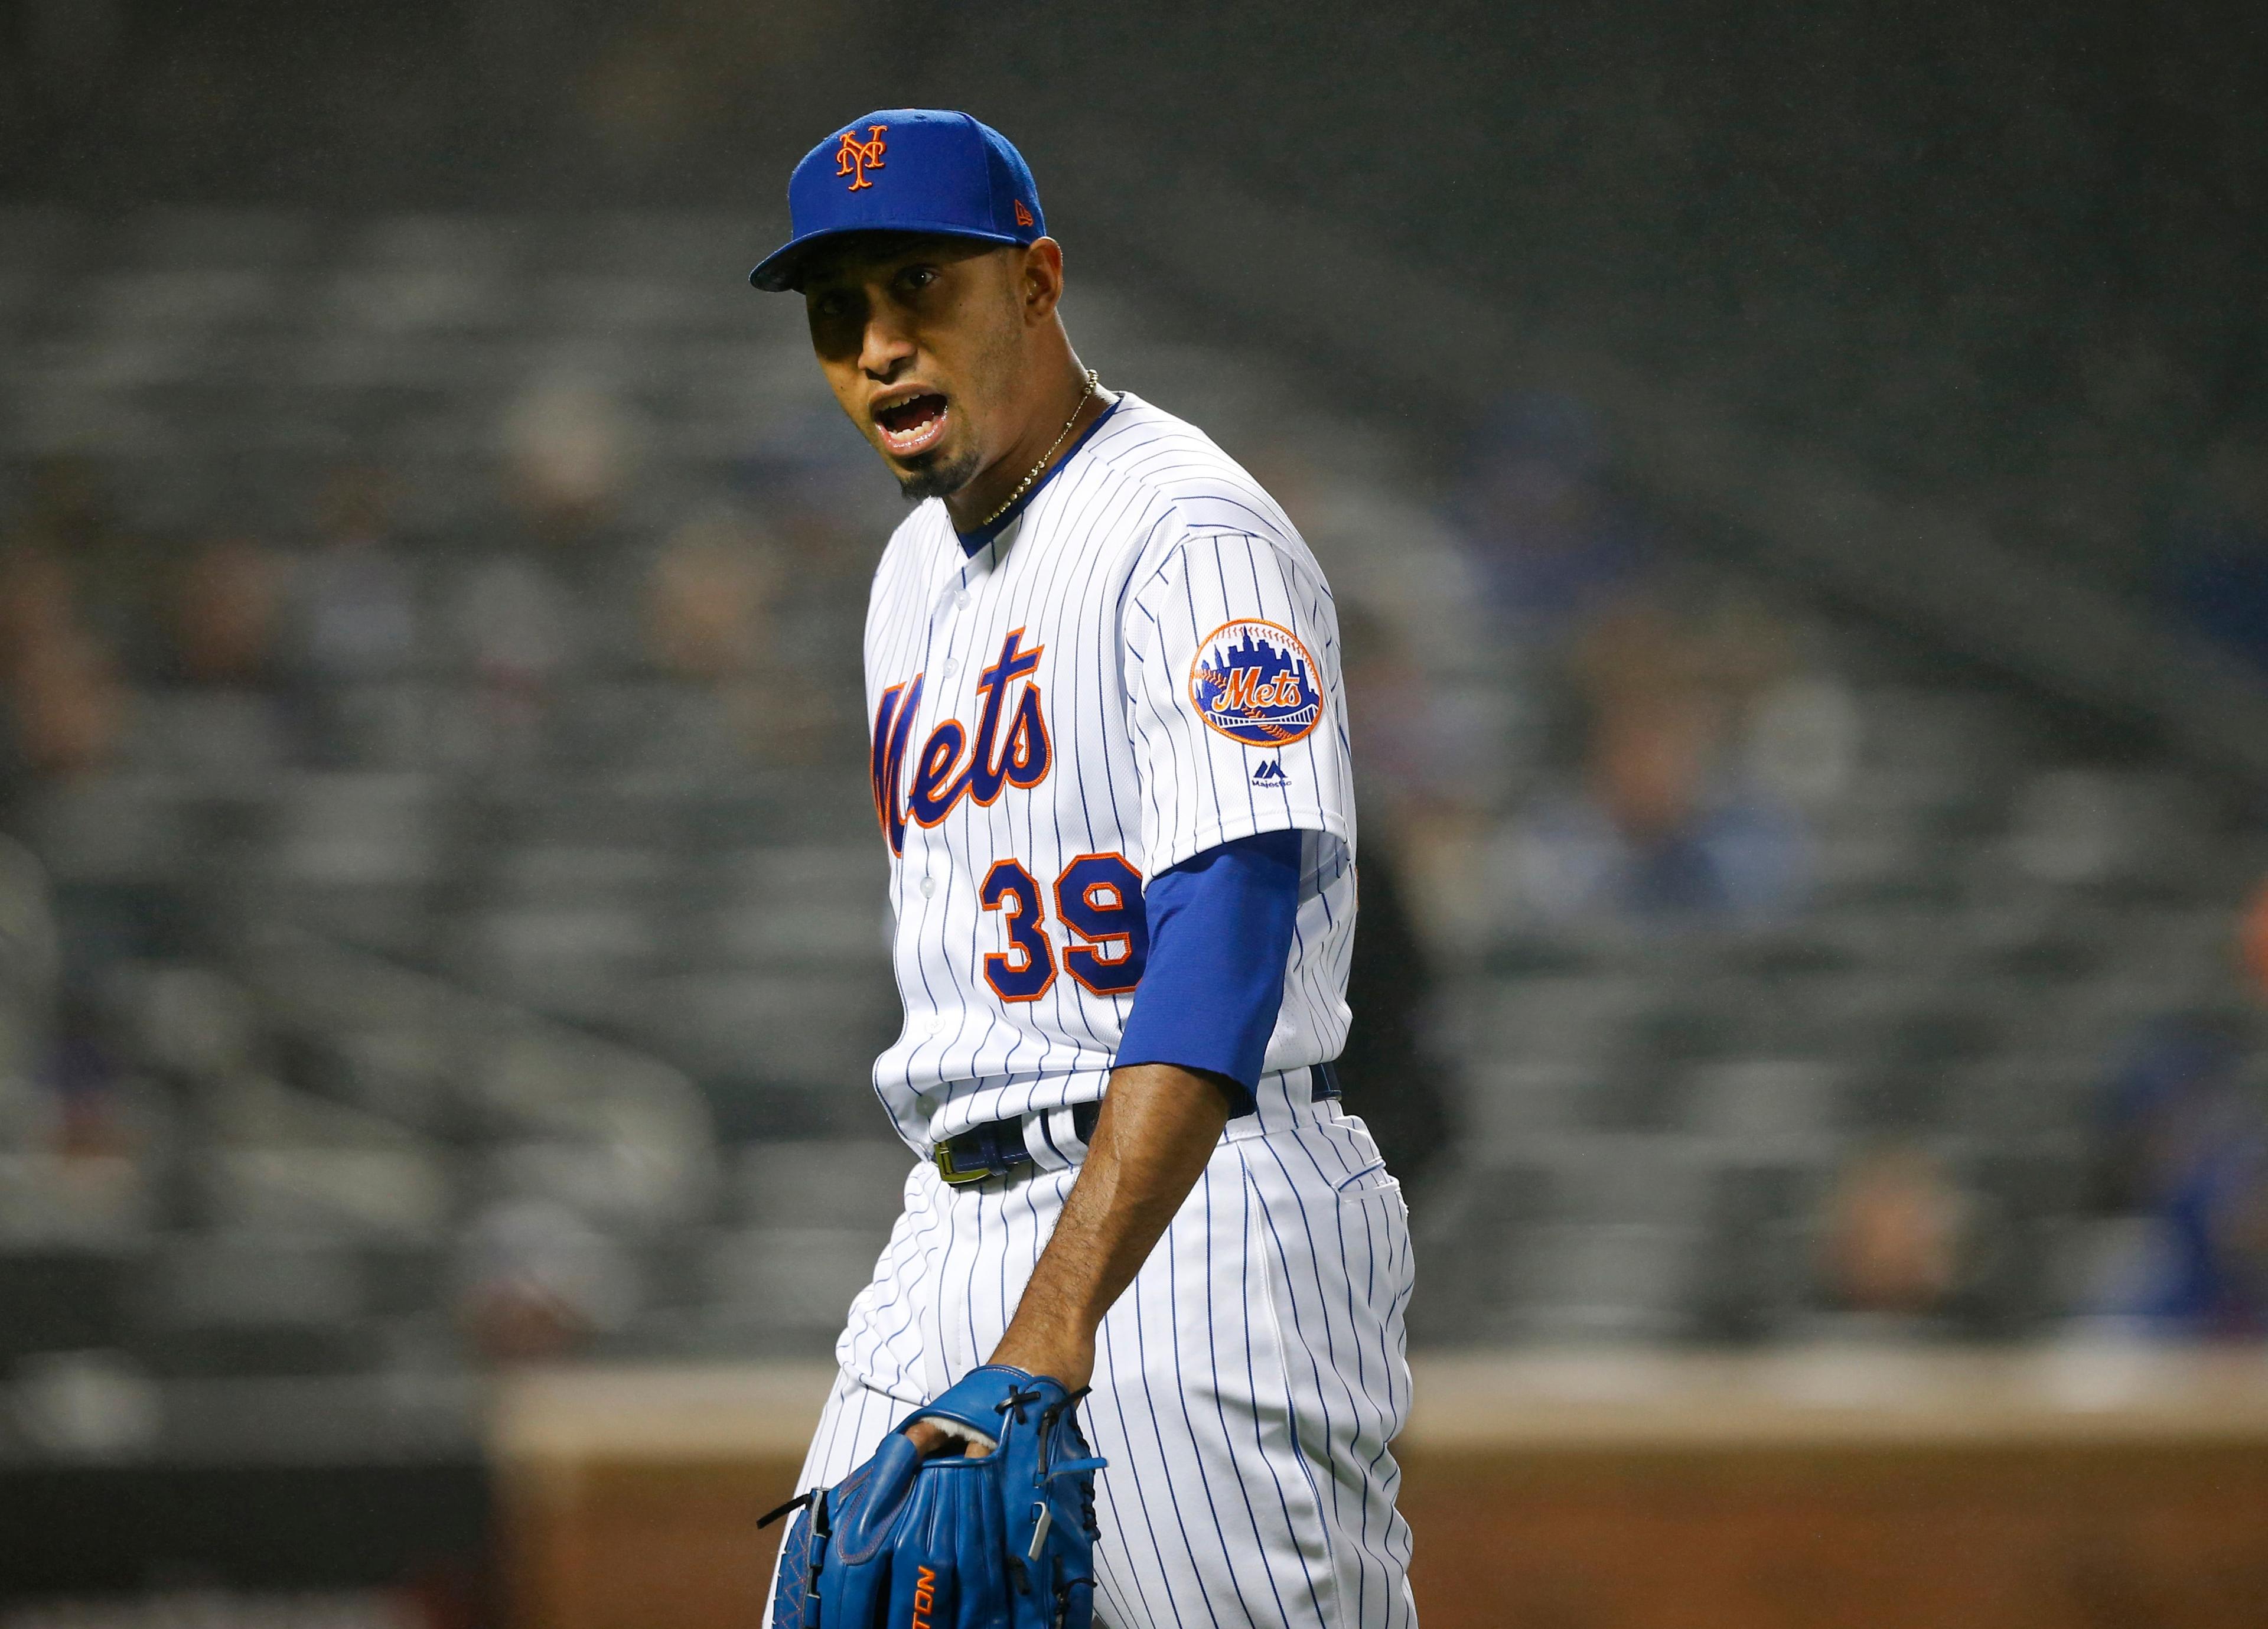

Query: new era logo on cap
left=751, top=109, right=1049, bottom=291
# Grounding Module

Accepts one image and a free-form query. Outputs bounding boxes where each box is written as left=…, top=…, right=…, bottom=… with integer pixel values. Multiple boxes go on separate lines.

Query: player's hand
left=903, top=1418, right=986, bottom=1458
left=901, top=1336, right=1094, bottom=1459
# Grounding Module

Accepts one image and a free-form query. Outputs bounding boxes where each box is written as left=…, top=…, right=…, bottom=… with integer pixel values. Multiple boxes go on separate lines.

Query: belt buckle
left=934, top=1136, right=989, bottom=1187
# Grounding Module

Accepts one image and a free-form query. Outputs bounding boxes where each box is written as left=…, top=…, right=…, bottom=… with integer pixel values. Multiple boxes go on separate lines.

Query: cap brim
left=748, top=223, right=1031, bottom=292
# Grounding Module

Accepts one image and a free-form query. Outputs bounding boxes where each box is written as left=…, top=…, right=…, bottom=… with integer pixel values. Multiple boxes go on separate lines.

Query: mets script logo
left=1190, top=620, right=1323, bottom=748
left=836, top=123, right=888, bottom=190
left=871, top=628, right=1051, bottom=856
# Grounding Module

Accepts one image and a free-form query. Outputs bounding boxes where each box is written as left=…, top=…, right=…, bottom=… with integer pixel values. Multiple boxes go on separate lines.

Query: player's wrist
left=985, top=1329, right=1096, bottom=1393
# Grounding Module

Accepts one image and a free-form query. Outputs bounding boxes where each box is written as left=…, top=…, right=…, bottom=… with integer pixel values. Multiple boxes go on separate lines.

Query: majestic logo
left=836, top=123, right=888, bottom=190
left=1190, top=620, right=1324, bottom=748
left=872, top=628, right=1051, bottom=856
left=1013, top=198, right=1036, bottom=228
left=1252, top=759, right=1291, bottom=786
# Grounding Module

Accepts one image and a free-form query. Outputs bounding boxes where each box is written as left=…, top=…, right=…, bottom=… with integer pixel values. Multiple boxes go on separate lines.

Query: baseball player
left=748, top=109, right=1416, bottom=1627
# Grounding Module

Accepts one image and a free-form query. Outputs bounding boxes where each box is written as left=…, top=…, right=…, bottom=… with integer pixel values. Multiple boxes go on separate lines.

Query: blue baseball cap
left=749, top=109, right=1047, bottom=293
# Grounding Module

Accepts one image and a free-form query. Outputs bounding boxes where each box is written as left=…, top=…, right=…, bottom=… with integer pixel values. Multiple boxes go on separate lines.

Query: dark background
left=10, top=0, right=2267, bottom=589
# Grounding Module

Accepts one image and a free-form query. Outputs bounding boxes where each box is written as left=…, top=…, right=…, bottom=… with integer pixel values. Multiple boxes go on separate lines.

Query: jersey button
left=941, top=658, right=958, bottom=677
left=920, top=875, right=936, bottom=898
left=953, top=591, right=971, bottom=609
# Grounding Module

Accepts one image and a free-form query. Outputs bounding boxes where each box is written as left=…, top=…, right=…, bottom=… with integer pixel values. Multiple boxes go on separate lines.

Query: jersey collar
left=953, top=396, right=1122, bottom=557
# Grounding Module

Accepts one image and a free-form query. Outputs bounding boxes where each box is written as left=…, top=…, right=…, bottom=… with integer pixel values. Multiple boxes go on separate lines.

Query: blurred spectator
left=0, top=545, right=128, bottom=800
left=447, top=550, right=574, bottom=764
left=2242, top=875, right=2268, bottom=997
left=8, top=630, right=126, bottom=784
left=645, top=513, right=773, bottom=682
left=290, top=465, right=423, bottom=767
left=2161, top=431, right=2268, bottom=672
left=1453, top=392, right=1651, bottom=650
left=142, top=537, right=293, bottom=780
left=505, top=377, right=638, bottom=530
left=732, top=408, right=894, bottom=597
left=170, top=538, right=284, bottom=688
left=1820, top=1141, right=1967, bottom=1320
left=1340, top=603, right=1463, bottom=826
left=440, top=379, right=648, bottom=765
left=1491, top=598, right=1811, bottom=925
left=0, top=542, right=78, bottom=656
left=1340, top=599, right=1531, bottom=956
left=1742, top=672, right=1863, bottom=810
left=454, top=1198, right=640, bottom=1366
left=2087, top=1015, right=2268, bottom=1337
left=0, top=833, right=59, bottom=1092
left=43, top=989, right=132, bottom=1161
left=18, top=456, right=151, bottom=653
left=641, top=510, right=827, bottom=765
left=296, top=465, right=419, bottom=684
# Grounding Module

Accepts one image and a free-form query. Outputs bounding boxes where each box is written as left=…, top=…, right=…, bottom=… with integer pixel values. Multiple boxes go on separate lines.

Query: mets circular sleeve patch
left=1187, top=620, right=1324, bottom=748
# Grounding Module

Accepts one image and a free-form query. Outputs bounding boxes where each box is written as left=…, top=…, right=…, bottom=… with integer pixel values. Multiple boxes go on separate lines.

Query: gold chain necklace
left=976, top=369, right=1100, bottom=530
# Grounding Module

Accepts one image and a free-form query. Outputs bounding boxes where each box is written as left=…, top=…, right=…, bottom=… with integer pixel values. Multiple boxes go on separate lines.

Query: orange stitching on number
left=836, top=124, right=888, bottom=190
left=981, top=859, right=1058, bottom=1003
left=1055, top=851, right=1146, bottom=998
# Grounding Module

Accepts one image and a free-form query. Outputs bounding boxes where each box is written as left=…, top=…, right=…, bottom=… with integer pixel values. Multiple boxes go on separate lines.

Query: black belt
left=933, top=1063, right=1341, bottom=1187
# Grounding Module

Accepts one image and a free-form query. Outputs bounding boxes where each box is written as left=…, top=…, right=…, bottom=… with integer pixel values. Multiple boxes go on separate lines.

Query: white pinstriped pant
left=768, top=1083, right=1418, bottom=1627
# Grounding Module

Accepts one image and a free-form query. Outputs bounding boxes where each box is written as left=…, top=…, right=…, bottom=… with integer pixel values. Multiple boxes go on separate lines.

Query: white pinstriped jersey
left=863, top=391, right=1357, bottom=1151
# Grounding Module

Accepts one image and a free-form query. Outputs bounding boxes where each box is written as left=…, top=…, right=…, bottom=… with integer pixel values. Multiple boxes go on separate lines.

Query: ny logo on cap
left=836, top=124, right=888, bottom=191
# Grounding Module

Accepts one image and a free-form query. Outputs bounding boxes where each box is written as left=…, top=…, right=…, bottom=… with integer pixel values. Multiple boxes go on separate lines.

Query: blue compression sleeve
left=1113, top=827, right=1303, bottom=1116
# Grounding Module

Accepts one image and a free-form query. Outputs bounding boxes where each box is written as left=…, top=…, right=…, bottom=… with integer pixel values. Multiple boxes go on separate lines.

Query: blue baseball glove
left=765, top=1365, right=1104, bottom=1629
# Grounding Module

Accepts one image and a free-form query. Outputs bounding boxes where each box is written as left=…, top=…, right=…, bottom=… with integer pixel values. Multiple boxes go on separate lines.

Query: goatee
left=895, top=446, right=982, bottom=504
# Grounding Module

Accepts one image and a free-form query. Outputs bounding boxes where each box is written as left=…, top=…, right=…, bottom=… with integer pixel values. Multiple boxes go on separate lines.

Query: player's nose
left=858, top=311, right=918, bottom=380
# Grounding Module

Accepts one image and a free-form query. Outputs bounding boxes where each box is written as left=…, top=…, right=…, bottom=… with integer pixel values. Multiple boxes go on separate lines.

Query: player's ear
left=1020, top=238, right=1064, bottom=325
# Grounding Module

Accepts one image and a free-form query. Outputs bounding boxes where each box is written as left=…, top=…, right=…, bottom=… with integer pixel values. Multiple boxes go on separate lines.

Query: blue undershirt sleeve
left=1113, top=827, right=1304, bottom=1117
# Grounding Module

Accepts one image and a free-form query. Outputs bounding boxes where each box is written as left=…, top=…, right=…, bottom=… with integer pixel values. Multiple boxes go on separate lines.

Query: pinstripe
left=1128, top=1264, right=1213, bottom=1628
left=1172, top=1167, right=1257, bottom=1623
left=1246, top=1158, right=1347, bottom=1622
left=1198, top=1162, right=1289, bottom=1626
left=1097, top=1309, right=1181, bottom=1629
left=1270, top=1135, right=1388, bottom=1595
left=1231, top=1136, right=1332, bottom=1627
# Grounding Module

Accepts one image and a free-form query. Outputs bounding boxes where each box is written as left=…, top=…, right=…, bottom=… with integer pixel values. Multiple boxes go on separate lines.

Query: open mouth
left=872, top=392, right=950, bottom=458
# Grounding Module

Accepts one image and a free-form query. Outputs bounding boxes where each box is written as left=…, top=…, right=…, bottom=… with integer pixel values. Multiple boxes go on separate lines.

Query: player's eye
left=898, top=265, right=939, bottom=294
